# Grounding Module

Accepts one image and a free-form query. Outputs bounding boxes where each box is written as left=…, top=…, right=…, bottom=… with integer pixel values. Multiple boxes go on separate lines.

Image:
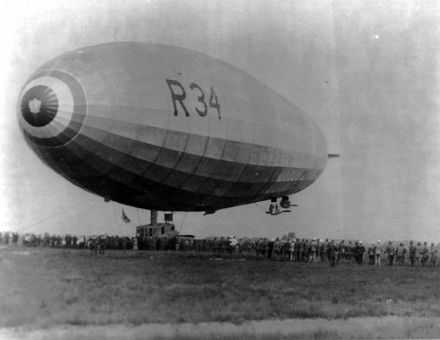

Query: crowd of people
left=0, top=231, right=437, bottom=267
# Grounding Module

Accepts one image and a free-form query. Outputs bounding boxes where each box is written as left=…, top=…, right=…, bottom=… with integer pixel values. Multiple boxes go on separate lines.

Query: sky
left=1, top=0, right=440, bottom=242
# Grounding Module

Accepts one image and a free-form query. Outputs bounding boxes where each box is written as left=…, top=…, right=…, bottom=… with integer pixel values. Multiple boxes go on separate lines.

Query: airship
left=17, top=41, right=328, bottom=216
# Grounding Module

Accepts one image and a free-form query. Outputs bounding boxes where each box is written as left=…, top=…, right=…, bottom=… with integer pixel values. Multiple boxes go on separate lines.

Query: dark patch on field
left=0, top=248, right=440, bottom=328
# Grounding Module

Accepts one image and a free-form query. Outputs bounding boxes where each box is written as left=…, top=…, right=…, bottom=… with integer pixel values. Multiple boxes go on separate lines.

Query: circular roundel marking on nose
left=19, top=70, right=87, bottom=148
left=21, top=85, right=59, bottom=127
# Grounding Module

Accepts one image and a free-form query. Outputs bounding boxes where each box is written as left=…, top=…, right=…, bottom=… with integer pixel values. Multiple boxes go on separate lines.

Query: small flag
left=121, top=209, right=131, bottom=223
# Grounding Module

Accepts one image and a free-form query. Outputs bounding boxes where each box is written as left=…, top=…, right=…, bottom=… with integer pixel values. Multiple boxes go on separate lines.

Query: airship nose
left=18, top=70, right=87, bottom=147
left=21, top=85, right=59, bottom=127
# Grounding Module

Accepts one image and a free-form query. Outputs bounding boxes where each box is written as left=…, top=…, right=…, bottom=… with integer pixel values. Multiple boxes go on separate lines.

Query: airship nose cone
left=18, top=70, right=87, bottom=147
left=21, top=85, right=59, bottom=127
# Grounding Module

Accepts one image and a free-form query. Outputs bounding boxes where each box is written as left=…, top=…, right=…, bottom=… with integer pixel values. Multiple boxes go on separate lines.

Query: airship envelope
left=17, top=42, right=327, bottom=212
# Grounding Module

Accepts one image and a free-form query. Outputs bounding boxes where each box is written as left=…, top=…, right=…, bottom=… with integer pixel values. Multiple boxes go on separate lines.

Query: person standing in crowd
left=99, top=235, right=107, bottom=255
left=289, top=239, right=296, bottom=262
left=310, top=239, right=317, bottom=263
left=415, top=242, right=422, bottom=266
left=396, top=243, right=406, bottom=266
left=327, top=240, right=337, bottom=267
left=385, top=241, right=395, bottom=266
left=429, top=243, right=437, bottom=267
left=294, top=238, right=300, bottom=262
left=409, top=241, right=416, bottom=266
left=229, top=236, right=239, bottom=255
left=319, top=239, right=326, bottom=262
left=303, top=240, right=310, bottom=262
left=4, top=232, right=10, bottom=245
left=355, top=241, right=365, bottom=264
left=72, top=235, right=78, bottom=248
left=367, top=244, right=375, bottom=265
left=346, top=241, right=353, bottom=263
left=121, top=236, right=127, bottom=253
left=374, top=240, right=382, bottom=266
left=12, top=232, right=19, bottom=247
left=272, top=238, right=281, bottom=261
left=297, top=239, right=304, bottom=262
left=420, top=241, right=429, bottom=267
left=133, top=236, right=138, bottom=252
left=267, top=239, right=274, bottom=259
left=337, top=240, right=345, bottom=264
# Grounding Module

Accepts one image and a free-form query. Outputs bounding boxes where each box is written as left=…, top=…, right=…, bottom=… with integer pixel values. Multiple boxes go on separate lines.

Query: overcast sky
left=1, top=0, right=439, bottom=242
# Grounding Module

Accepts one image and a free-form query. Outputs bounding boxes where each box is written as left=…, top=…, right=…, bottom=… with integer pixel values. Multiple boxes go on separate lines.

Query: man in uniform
left=374, top=240, right=382, bottom=266
left=346, top=241, right=354, bottom=263
left=327, top=240, right=337, bottom=267
left=310, top=239, right=318, bottom=263
left=133, top=236, right=138, bottom=252
left=385, top=241, right=395, bottom=266
left=99, top=235, right=107, bottom=255
left=303, top=239, right=310, bottom=262
left=12, top=232, right=19, bottom=247
left=409, top=241, right=416, bottom=266
left=337, top=240, right=345, bottom=264
left=396, top=243, right=406, bottom=266
left=415, top=242, right=422, bottom=266
left=298, top=239, right=304, bottom=262
left=367, top=243, right=375, bottom=265
left=420, top=241, right=429, bottom=267
left=272, top=238, right=281, bottom=261
left=429, top=243, right=438, bottom=267
left=229, top=236, right=239, bottom=255
left=319, top=239, right=326, bottom=262
left=289, top=239, right=296, bottom=262
left=4, top=232, right=10, bottom=245
left=356, top=241, right=366, bottom=264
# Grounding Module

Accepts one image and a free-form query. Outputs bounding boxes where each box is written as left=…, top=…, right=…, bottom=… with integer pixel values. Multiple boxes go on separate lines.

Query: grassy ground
left=3, top=316, right=440, bottom=339
left=1, top=247, right=440, bottom=331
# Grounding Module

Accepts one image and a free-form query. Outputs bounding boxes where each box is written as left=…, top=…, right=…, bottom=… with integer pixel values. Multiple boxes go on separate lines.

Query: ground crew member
left=346, top=241, right=354, bottom=263
left=289, top=239, right=296, bottom=262
left=267, top=239, right=274, bottom=259
left=385, top=241, right=395, bottom=266
left=429, top=243, right=437, bottom=267
left=327, top=240, right=337, bottom=267
left=409, top=241, right=417, bottom=266
left=420, top=241, right=429, bottom=267
left=98, top=235, right=106, bottom=255
left=415, top=242, right=422, bottom=266
left=355, top=241, right=365, bottom=264
left=374, top=240, right=382, bottom=266
left=337, top=240, right=345, bottom=264
left=133, top=237, right=138, bottom=251
left=229, top=236, right=239, bottom=255
left=303, top=240, right=310, bottom=262
left=396, top=243, right=406, bottom=266
left=319, top=239, right=326, bottom=262
left=409, top=241, right=416, bottom=266
left=367, top=244, right=375, bottom=265
left=310, top=239, right=317, bottom=263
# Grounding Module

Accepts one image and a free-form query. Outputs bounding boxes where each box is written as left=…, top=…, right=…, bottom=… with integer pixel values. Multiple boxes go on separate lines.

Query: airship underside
left=18, top=42, right=327, bottom=212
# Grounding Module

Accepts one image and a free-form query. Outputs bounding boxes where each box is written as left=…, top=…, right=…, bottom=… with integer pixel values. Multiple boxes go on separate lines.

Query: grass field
left=1, top=247, right=440, bottom=338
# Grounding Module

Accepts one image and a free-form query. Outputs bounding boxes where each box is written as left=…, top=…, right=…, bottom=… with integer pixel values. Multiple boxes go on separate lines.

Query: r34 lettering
left=165, top=79, right=221, bottom=119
